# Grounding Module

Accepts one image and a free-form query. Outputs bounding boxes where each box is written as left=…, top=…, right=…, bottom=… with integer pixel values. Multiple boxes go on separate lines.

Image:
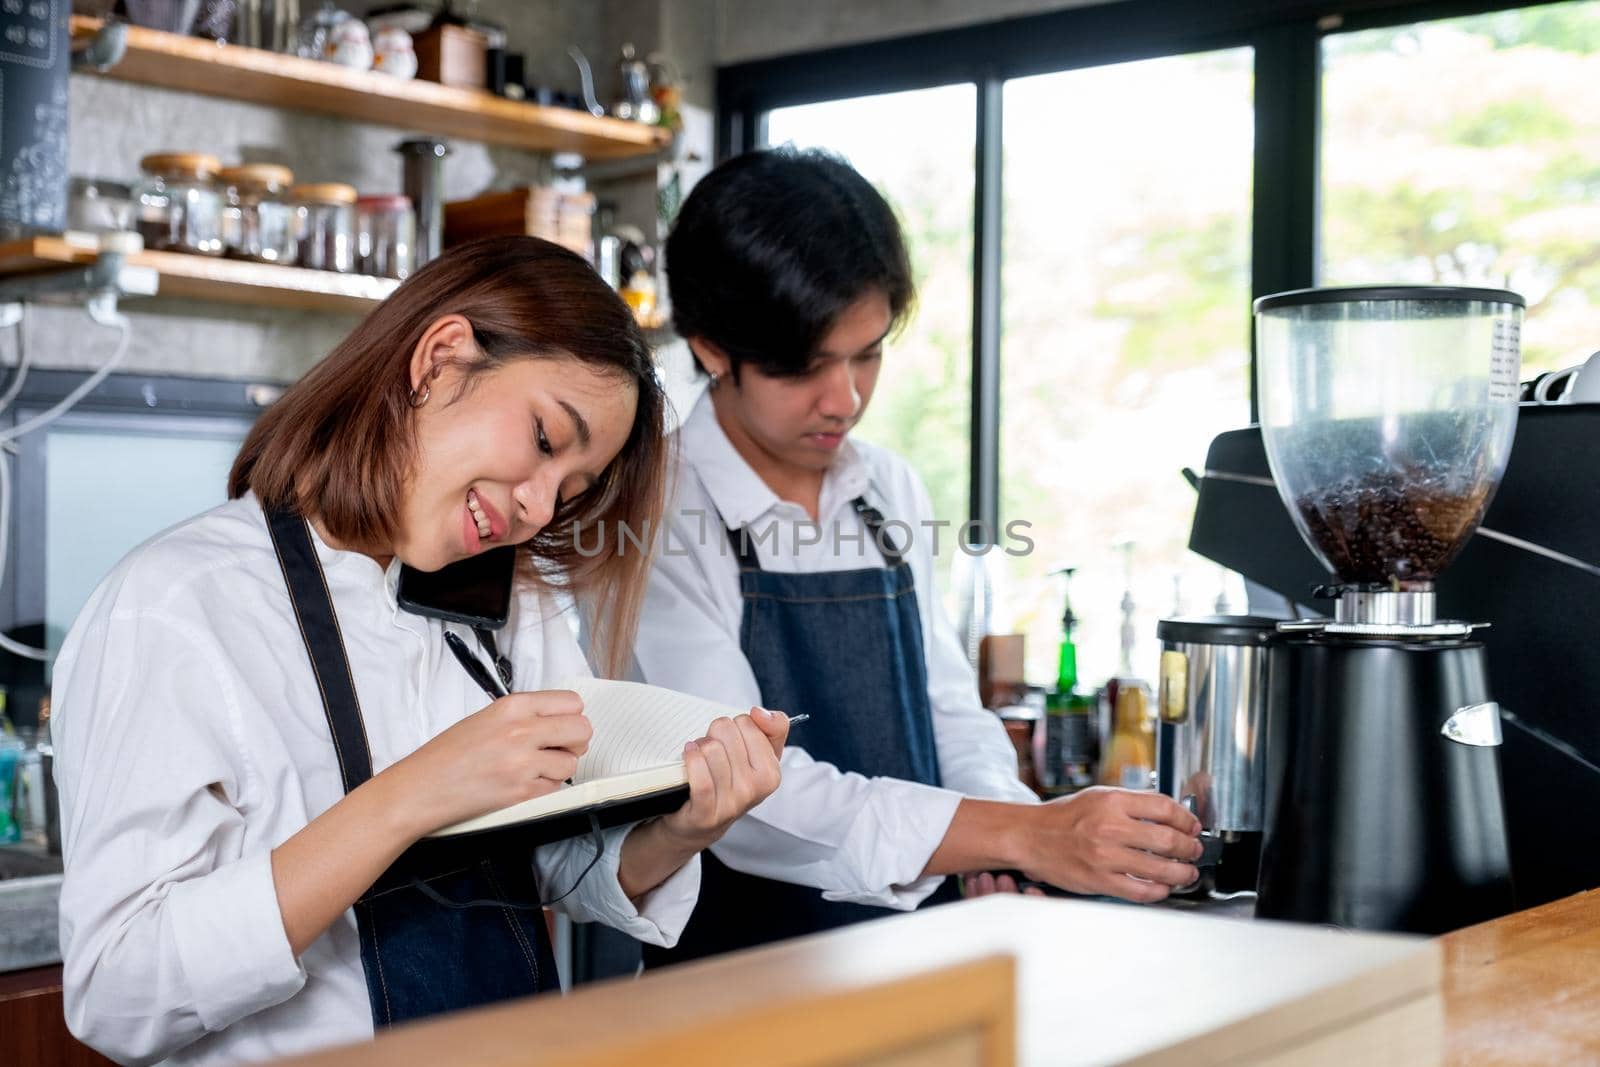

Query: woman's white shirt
left=631, top=392, right=1038, bottom=912
left=52, top=493, right=699, bottom=1067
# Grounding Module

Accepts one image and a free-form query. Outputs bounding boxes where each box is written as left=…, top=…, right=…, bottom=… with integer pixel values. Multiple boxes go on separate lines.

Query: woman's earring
left=409, top=384, right=431, bottom=407
left=708, top=371, right=721, bottom=391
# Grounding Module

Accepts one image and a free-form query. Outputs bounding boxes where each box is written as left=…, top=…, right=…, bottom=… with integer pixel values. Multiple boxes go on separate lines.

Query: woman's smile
left=463, top=487, right=509, bottom=553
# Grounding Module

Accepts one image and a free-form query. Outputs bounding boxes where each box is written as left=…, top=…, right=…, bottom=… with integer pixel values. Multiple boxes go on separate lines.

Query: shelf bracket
left=71, top=18, right=127, bottom=72
left=0, top=249, right=158, bottom=307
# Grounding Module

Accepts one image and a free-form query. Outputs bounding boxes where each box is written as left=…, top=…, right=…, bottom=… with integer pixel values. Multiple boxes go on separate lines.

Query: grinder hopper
left=1255, top=286, right=1523, bottom=615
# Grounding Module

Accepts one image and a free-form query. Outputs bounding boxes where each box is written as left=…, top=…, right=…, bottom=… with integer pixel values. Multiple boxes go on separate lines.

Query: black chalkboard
left=0, top=0, right=69, bottom=238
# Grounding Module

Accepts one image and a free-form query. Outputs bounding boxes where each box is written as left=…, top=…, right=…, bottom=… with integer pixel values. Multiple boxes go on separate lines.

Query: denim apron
left=645, top=496, right=958, bottom=967
left=265, top=508, right=559, bottom=1026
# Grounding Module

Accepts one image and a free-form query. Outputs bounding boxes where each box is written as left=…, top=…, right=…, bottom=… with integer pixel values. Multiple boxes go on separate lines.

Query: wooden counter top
left=272, top=896, right=1440, bottom=1067
left=1442, top=888, right=1600, bottom=1064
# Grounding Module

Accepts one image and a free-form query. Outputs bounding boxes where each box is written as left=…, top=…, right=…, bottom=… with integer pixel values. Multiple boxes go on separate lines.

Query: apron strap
left=724, top=523, right=764, bottom=570
left=850, top=497, right=907, bottom=569
left=473, top=625, right=514, bottom=691
left=723, top=495, right=906, bottom=571
left=264, top=507, right=375, bottom=792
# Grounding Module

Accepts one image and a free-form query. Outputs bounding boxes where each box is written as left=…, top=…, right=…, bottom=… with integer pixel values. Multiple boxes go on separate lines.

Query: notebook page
left=561, top=678, right=746, bottom=783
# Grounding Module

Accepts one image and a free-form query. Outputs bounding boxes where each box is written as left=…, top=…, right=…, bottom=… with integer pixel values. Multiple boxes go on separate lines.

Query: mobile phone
left=396, top=545, right=518, bottom=629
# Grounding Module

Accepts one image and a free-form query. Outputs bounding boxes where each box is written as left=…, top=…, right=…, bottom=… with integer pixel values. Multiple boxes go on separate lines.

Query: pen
left=445, top=631, right=573, bottom=785
left=444, top=630, right=508, bottom=701
left=785, top=714, right=810, bottom=727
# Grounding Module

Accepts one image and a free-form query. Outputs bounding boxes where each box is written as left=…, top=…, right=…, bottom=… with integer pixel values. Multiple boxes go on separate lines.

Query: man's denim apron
left=645, top=496, right=958, bottom=967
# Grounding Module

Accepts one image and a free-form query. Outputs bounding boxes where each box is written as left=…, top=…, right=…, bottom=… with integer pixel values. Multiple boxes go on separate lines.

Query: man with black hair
left=633, top=148, right=1204, bottom=965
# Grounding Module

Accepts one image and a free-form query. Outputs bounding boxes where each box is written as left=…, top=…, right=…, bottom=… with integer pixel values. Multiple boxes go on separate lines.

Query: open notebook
left=430, top=678, right=748, bottom=840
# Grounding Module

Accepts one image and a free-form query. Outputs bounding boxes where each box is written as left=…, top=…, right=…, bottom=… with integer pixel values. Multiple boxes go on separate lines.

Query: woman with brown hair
left=50, top=236, right=787, bottom=1066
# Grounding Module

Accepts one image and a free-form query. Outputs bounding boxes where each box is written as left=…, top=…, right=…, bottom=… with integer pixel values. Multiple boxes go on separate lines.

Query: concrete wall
left=714, top=0, right=1118, bottom=65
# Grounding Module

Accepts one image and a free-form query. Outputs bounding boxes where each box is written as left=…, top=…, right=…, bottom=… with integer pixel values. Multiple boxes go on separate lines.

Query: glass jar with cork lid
left=133, top=153, right=225, bottom=256
left=290, top=182, right=359, bottom=273
left=218, top=164, right=297, bottom=265
left=355, top=194, right=416, bottom=280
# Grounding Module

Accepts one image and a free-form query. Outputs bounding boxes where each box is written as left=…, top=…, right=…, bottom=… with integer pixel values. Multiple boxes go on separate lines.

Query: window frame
left=717, top=0, right=1561, bottom=532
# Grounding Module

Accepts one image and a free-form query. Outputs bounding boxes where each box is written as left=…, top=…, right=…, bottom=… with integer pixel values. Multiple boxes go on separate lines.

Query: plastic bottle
left=0, top=690, right=21, bottom=844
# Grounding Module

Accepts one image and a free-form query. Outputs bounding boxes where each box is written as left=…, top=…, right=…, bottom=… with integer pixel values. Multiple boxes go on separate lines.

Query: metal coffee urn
left=1156, top=616, right=1283, bottom=895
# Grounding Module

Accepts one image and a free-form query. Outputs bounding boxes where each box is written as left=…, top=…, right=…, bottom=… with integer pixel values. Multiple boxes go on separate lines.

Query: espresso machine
left=1164, top=286, right=1525, bottom=934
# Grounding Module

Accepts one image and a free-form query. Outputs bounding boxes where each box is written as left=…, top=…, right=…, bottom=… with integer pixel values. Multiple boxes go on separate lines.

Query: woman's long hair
left=230, top=236, right=667, bottom=678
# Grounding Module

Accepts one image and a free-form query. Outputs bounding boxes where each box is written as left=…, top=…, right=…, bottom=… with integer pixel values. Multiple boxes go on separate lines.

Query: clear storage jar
left=355, top=194, right=415, bottom=280
left=218, top=164, right=297, bottom=265
left=133, top=153, right=225, bottom=256
left=290, top=183, right=358, bottom=273
left=67, top=177, right=133, bottom=235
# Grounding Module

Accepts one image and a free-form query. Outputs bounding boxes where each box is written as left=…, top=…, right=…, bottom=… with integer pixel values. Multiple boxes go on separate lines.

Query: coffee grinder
left=1251, top=286, right=1520, bottom=934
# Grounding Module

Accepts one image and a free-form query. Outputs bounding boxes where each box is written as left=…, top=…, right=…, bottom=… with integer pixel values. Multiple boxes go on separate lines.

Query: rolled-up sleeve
left=715, top=747, right=962, bottom=909
left=535, top=827, right=701, bottom=947
left=54, top=609, right=305, bottom=1066
left=535, top=593, right=701, bottom=947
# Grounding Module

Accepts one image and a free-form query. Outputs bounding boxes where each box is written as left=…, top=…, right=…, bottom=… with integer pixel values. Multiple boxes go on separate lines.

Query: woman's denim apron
left=266, top=508, right=559, bottom=1025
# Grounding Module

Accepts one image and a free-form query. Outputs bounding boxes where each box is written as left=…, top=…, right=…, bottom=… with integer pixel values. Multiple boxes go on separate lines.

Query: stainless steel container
left=1155, top=616, right=1281, bottom=833
left=395, top=137, right=449, bottom=267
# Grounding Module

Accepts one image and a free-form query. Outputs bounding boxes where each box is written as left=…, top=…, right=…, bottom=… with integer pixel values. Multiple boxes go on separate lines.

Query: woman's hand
left=384, top=690, right=593, bottom=838
left=273, top=691, right=591, bottom=956
left=657, top=707, right=788, bottom=850
left=617, top=707, right=788, bottom=898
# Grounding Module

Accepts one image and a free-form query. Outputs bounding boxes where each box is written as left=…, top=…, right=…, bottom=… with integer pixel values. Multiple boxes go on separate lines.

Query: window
left=1000, top=50, right=1255, bottom=684
left=728, top=0, right=1596, bottom=687
left=0, top=375, right=258, bottom=663
left=42, top=416, right=245, bottom=653
left=1323, top=1, right=1600, bottom=377
left=764, top=85, right=976, bottom=535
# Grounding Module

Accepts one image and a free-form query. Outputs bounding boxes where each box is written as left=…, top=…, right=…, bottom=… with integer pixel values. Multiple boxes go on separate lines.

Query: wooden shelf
left=0, top=238, right=671, bottom=329
left=0, top=237, right=399, bottom=313
left=70, top=17, right=672, bottom=160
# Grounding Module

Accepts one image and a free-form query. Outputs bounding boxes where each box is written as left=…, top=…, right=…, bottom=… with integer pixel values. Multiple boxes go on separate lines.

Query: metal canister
left=394, top=137, right=449, bottom=267
left=1155, top=616, right=1281, bottom=833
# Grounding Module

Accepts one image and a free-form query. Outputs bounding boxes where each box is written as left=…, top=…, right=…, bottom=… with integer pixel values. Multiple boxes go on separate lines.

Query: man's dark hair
left=665, top=146, right=915, bottom=380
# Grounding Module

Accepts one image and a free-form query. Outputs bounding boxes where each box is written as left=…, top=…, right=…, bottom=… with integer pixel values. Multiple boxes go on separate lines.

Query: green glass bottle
left=1040, top=570, right=1096, bottom=795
